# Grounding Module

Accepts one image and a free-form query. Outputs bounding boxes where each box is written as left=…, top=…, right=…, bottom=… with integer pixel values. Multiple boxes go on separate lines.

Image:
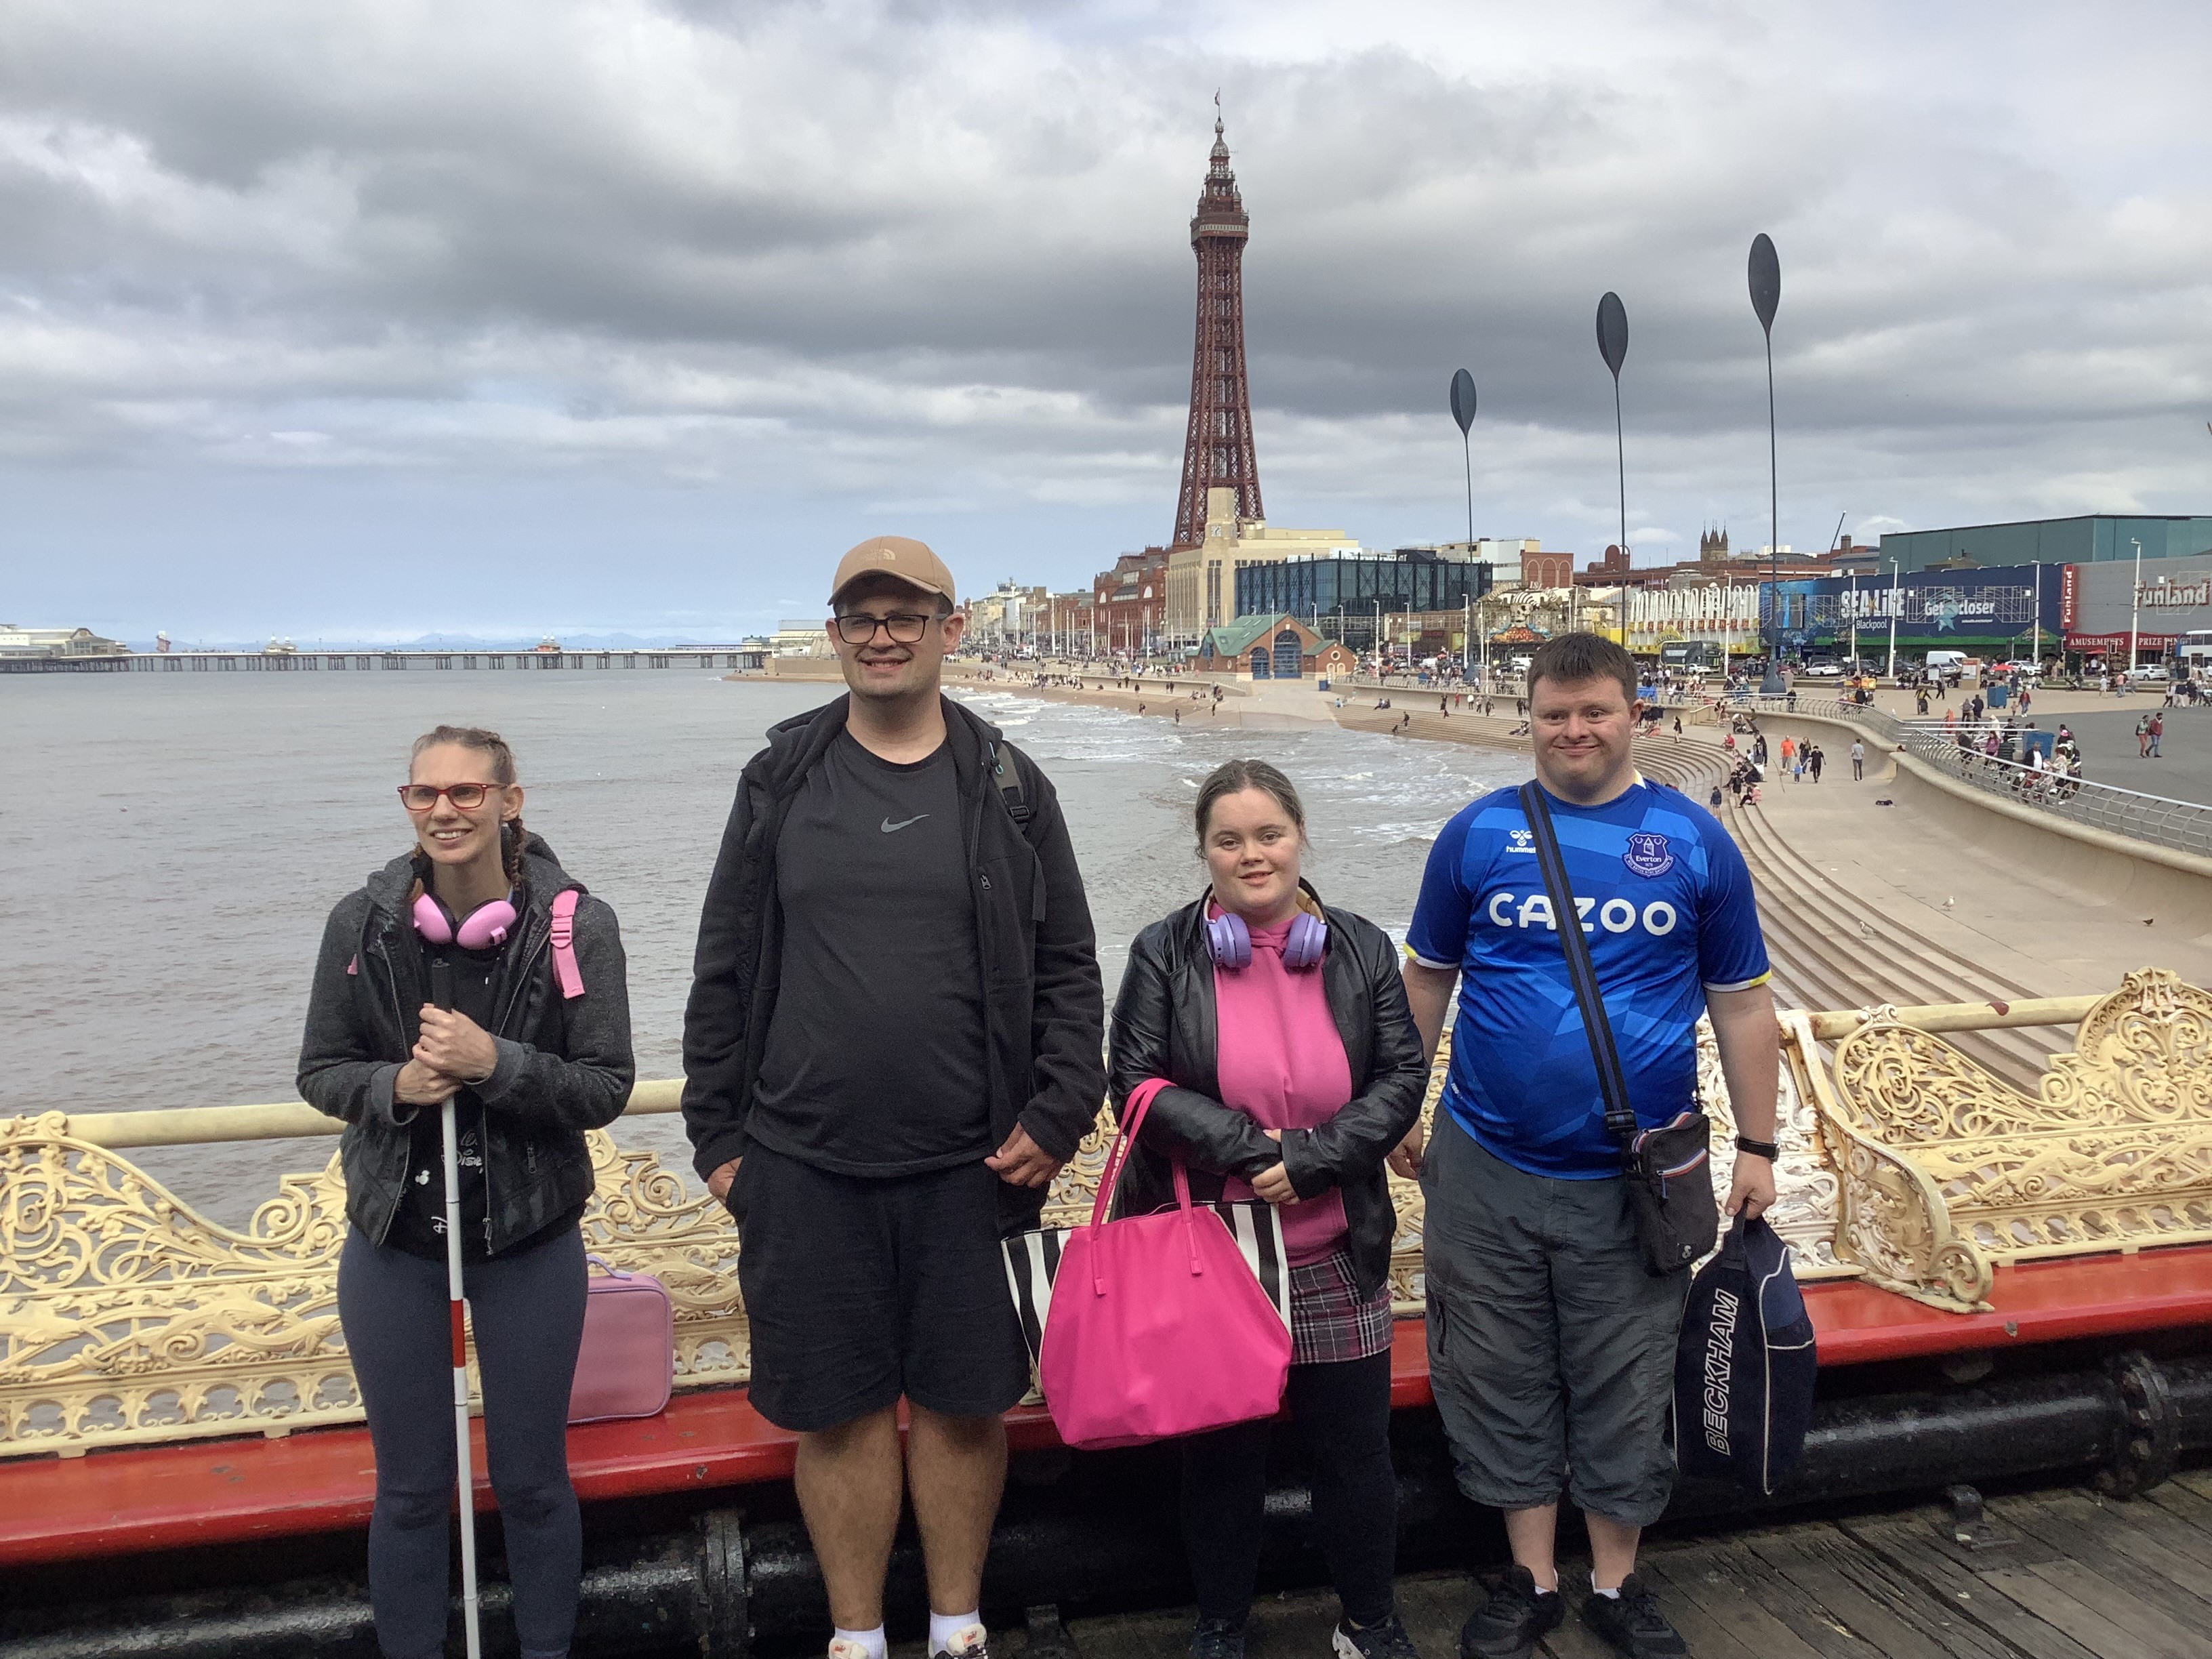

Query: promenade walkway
left=1063, top=1474, right=2212, bottom=1659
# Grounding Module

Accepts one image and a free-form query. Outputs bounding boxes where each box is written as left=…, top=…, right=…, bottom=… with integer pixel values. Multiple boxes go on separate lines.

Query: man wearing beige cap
left=682, top=537, right=1105, bottom=1659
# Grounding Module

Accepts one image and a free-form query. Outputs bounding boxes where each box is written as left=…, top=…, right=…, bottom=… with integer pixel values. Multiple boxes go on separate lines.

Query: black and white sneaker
left=1332, top=1612, right=1423, bottom=1659
left=1458, top=1567, right=1564, bottom=1659
left=1579, top=1576, right=1685, bottom=1659
left=1189, top=1618, right=1246, bottom=1659
left=933, top=1624, right=990, bottom=1659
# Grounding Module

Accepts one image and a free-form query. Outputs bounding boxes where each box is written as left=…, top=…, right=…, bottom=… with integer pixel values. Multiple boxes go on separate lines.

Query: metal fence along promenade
left=1759, top=695, right=2212, bottom=861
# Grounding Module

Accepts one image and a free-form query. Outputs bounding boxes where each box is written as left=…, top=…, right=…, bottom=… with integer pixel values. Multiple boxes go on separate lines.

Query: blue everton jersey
left=1406, top=779, right=1769, bottom=1179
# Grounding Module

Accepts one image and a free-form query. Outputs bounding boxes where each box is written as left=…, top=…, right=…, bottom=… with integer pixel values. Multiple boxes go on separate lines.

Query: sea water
left=0, top=673, right=1517, bottom=1221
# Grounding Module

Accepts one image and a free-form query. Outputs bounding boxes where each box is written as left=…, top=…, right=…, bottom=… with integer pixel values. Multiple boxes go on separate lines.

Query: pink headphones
left=413, top=890, right=518, bottom=951
left=1206, top=907, right=1327, bottom=971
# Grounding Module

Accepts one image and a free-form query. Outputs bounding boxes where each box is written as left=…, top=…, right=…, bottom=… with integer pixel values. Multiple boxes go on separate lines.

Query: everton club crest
left=1623, top=832, right=1675, bottom=878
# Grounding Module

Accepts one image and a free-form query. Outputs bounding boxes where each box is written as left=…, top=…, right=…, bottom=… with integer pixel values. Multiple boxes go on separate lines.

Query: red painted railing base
left=7, top=1245, right=2211, bottom=1568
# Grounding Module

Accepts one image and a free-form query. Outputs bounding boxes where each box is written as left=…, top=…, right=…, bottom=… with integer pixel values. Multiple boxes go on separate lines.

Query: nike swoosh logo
left=881, top=814, right=929, bottom=832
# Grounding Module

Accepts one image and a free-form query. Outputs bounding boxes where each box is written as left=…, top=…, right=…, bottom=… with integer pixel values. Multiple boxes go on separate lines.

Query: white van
left=1924, top=650, right=1968, bottom=674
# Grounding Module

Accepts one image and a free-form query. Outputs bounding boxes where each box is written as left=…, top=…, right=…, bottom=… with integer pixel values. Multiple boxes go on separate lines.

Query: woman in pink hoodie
left=1109, top=760, right=1430, bottom=1659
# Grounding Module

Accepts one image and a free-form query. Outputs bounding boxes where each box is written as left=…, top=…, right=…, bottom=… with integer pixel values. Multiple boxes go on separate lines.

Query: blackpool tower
left=1170, top=113, right=1264, bottom=549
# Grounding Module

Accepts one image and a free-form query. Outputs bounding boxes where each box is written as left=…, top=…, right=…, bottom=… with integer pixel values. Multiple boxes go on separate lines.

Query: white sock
left=1528, top=1568, right=1559, bottom=1595
left=1589, top=1574, right=1620, bottom=1600
left=930, top=1612, right=985, bottom=1656
left=834, top=1628, right=888, bottom=1659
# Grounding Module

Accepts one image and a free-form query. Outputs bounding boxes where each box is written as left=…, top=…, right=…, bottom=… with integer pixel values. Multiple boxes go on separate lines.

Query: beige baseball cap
left=829, top=535, right=958, bottom=608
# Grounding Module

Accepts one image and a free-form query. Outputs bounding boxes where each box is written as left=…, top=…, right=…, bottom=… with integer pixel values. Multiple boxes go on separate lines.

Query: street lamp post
left=1886, top=560, right=1900, bottom=680
left=2129, top=537, right=2144, bottom=674
left=1748, top=234, right=1784, bottom=693
left=1597, top=293, right=1630, bottom=584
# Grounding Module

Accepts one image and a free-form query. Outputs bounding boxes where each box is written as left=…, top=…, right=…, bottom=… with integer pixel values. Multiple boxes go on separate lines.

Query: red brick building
left=1091, top=548, right=1170, bottom=653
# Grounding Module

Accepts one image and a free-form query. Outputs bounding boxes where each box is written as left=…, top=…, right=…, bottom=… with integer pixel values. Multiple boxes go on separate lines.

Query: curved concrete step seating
left=1783, top=968, right=2212, bottom=1312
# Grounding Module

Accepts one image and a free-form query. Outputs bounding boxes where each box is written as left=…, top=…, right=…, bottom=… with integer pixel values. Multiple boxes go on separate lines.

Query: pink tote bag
left=1034, top=1081, right=1292, bottom=1449
left=567, top=1256, right=674, bottom=1425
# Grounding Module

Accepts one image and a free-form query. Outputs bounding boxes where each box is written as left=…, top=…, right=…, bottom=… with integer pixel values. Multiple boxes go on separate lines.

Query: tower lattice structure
left=1171, top=117, right=1264, bottom=549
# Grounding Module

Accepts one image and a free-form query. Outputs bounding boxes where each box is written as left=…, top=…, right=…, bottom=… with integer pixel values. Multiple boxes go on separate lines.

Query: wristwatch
left=1734, top=1134, right=1780, bottom=1160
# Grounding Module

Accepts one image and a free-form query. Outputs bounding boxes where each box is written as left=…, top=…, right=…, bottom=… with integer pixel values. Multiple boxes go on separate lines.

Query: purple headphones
left=1206, top=907, right=1327, bottom=970
left=413, top=890, right=518, bottom=951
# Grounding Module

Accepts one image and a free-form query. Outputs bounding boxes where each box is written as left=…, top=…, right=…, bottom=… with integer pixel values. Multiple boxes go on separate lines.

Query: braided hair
left=405, top=724, right=527, bottom=902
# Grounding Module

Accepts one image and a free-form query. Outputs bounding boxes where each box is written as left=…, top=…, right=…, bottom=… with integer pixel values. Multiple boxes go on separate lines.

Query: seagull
left=1857, top=920, right=1876, bottom=941
left=1942, top=896, right=1956, bottom=910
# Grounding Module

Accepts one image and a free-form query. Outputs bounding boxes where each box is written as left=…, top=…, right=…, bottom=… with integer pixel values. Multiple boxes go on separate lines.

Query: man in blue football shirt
left=1397, top=633, right=1779, bottom=1659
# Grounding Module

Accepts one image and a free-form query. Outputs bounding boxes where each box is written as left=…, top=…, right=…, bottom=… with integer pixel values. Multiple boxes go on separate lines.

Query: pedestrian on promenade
left=300, top=724, right=637, bottom=1659
left=1779, top=735, right=1794, bottom=771
left=1395, top=633, right=1779, bottom=1659
left=1808, top=743, right=1825, bottom=783
left=682, top=537, right=1105, bottom=1659
left=1109, top=760, right=1429, bottom=1659
left=1850, top=739, right=1864, bottom=781
left=2148, top=712, right=2165, bottom=758
left=2137, top=714, right=2152, bottom=757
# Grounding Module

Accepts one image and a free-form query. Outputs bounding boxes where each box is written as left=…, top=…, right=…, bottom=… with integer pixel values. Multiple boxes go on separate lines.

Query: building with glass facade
left=1876, top=514, right=2212, bottom=575
left=1231, top=552, right=1492, bottom=649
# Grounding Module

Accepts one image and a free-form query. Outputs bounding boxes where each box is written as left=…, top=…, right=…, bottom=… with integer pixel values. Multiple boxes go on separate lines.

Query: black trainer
left=1579, top=1575, right=1685, bottom=1659
left=1190, top=1618, right=1246, bottom=1659
left=1459, top=1567, right=1564, bottom=1659
left=1333, top=1612, right=1424, bottom=1659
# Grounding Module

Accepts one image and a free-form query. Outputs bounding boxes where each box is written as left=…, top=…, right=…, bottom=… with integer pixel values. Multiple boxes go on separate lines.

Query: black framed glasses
left=398, top=783, right=499, bottom=812
left=833, top=611, right=936, bottom=645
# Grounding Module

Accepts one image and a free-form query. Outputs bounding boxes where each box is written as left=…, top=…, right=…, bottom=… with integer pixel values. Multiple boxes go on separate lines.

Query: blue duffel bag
left=1674, top=1214, right=1816, bottom=1494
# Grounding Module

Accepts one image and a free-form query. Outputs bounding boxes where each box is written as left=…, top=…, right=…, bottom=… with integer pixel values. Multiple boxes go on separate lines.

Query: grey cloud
left=0, top=0, right=2207, bottom=639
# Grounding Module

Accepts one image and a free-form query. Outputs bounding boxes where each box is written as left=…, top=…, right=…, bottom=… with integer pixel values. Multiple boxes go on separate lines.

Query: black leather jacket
left=1106, top=886, right=1428, bottom=1298
left=298, top=836, right=635, bottom=1254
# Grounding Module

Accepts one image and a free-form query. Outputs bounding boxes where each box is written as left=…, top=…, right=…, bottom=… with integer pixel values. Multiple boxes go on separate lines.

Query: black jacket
left=298, top=834, right=636, bottom=1254
left=1106, top=888, right=1427, bottom=1298
left=680, top=695, right=1106, bottom=1232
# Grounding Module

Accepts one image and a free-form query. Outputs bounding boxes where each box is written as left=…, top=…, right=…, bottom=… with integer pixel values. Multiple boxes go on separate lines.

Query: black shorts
left=731, top=1143, right=1029, bottom=1433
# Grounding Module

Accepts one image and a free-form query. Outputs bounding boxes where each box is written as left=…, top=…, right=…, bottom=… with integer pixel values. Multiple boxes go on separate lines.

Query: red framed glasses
left=398, top=783, right=500, bottom=812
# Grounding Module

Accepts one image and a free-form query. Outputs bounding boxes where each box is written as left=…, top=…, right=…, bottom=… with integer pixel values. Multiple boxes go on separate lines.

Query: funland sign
left=2062, top=552, right=2212, bottom=655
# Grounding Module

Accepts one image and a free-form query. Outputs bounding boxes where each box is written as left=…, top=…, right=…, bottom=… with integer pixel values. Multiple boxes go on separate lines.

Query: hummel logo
left=1507, top=829, right=1536, bottom=855
left=881, top=814, right=929, bottom=833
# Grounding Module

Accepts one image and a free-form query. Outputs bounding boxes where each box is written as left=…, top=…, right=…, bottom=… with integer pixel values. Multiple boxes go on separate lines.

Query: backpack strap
left=550, top=888, right=586, bottom=1000
left=987, top=741, right=1033, bottom=827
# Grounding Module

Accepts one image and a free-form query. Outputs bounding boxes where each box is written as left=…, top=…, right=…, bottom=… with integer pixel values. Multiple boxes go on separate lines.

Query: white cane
left=430, top=957, right=485, bottom=1659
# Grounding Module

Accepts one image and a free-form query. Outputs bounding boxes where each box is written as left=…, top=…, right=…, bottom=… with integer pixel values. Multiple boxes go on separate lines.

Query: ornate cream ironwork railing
left=1789, top=968, right=2212, bottom=1313
left=5, top=970, right=2198, bottom=1458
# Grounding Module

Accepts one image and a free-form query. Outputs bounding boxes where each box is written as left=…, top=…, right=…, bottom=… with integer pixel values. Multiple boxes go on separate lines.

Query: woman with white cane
left=301, top=726, right=634, bottom=1659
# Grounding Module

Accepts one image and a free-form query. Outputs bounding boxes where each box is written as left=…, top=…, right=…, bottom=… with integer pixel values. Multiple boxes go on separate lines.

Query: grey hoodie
left=298, top=833, right=634, bottom=1253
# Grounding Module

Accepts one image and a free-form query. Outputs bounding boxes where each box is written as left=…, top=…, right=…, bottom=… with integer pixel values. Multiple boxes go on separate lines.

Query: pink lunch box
left=567, top=1255, right=674, bottom=1424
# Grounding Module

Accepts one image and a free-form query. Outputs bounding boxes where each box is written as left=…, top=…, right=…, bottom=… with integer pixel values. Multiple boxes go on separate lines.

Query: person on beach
left=300, top=724, right=636, bottom=1659
left=682, top=537, right=1105, bottom=1659
left=1394, top=633, right=1778, bottom=1659
left=1109, top=759, right=1429, bottom=1659
left=1850, top=739, right=1865, bottom=781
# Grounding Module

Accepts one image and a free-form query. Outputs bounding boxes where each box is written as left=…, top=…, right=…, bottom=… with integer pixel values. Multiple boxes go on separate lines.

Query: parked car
left=1798, top=661, right=1844, bottom=678
left=2126, top=665, right=2171, bottom=684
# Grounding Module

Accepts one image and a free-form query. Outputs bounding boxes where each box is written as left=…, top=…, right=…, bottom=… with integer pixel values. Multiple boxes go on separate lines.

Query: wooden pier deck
left=1062, top=1474, right=2212, bottom=1659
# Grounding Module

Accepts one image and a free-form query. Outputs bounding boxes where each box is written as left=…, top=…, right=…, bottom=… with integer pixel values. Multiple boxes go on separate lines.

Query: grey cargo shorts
left=1421, top=1110, right=1689, bottom=1527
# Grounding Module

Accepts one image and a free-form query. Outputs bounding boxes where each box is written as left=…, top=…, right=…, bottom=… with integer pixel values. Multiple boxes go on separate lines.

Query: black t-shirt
left=750, top=733, right=989, bottom=1176
left=388, top=939, right=503, bottom=1262
left=386, top=926, right=583, bottom=1263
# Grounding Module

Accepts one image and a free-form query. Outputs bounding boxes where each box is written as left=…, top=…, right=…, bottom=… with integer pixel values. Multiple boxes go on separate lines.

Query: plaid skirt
left=1288, top=1248, right=1394, bottom=1367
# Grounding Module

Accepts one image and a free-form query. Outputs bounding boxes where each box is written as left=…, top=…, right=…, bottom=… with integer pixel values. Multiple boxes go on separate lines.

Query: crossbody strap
left=1517, top=782, right=1638, bottom=1146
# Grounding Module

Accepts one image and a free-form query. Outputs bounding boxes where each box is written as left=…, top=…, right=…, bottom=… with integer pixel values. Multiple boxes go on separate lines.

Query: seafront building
left=0, top=623, right=125, bottom=659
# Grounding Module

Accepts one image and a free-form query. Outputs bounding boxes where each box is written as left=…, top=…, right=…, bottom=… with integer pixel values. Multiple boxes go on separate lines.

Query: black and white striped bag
left=1002, top=1200, right=1294, bottom=1376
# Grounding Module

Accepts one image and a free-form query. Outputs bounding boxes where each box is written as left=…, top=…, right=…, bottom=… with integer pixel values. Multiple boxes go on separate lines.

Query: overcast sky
left=2, top=0, right=2207, bottom=642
